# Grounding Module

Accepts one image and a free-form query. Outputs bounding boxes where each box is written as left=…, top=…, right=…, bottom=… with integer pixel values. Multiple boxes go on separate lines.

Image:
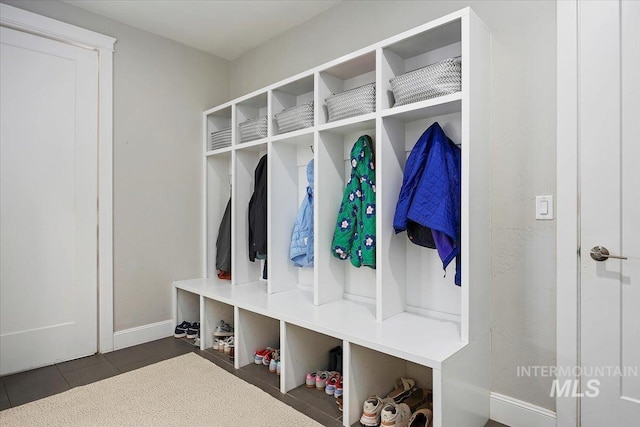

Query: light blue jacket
left=290, top=160, right=314, bottom=267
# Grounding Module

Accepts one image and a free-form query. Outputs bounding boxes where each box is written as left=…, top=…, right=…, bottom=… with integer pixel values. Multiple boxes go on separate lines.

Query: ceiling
left=63, top=1, right=341, bottom=61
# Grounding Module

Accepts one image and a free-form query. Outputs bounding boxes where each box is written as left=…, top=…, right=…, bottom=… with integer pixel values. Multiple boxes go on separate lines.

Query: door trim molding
left=0, top=3, right=116, bottom=353
left=557, top=0, right=580, bottom=426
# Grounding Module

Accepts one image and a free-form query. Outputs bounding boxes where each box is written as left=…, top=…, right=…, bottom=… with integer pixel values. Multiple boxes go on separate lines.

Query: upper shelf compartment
left=318, top=51, right=376, bottom=127
left=206, top=106, right=232, bottom=154
left=236, top=92, right=268, bottom=145
left=271, top=75, right=314, bottom=136
left=381, top=19, right=462, bottom=111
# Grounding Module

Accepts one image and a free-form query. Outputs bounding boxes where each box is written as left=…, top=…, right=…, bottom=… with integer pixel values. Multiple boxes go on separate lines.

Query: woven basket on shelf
left=238, top=116, right=268, bottom=143
left=274, top=101, right=314, bottom=134
left=389, top=57, right=462, bottom=107
left=210, top=127, right=231, bottom=151
left=325, top=83, right=375, bottom=122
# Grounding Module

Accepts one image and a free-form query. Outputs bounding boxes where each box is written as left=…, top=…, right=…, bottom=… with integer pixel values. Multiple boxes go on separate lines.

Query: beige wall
left=230, top=1, right=557, bottom=411
left=1, top=0, right=230, bottom=332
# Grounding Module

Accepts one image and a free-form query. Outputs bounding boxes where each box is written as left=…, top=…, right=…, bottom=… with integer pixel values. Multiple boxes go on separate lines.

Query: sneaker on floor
left=407, top=404, right=433, bottom=427
left=315, top=371, right=330, bottom=391
left=360, top=395, right=391, bottom=427
left=269, top=350, right=280, bottom=373
left=212, top=337, right=223, bottom=351
left=325, top=372, right=341, bottom=395
left=380, top=402, right=411, bottom=427
left=254, top=347, right=272, bottom=365
left=276, top=360, right=281, bottom=376
left=213, top=320, right=234, bottom=337
left=263, top=348, right=277, bottom=367
left=334, top=376, right=344, bottom=398
left=306, top=371, right=319, bottom=388
left=174, top=321, right=191, bottom=338
left=186, top=322, right=200, bottom=339
left=224, top=337, right=235, bottom=355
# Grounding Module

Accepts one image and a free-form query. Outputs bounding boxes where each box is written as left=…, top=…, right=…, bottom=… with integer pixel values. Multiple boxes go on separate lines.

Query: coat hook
left=310, top=145, right=314, bottom=153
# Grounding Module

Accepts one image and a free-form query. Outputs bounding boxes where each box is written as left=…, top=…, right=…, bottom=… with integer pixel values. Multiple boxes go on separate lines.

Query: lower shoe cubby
left=346, top=343, right=433, bottom=427
left=202, top=298, right=234, bottom=352
left=174, top=288, right=200, bottom=341
left=282, top=323, right=344, bottom=419
left=235, top=308, right=280, bottom=372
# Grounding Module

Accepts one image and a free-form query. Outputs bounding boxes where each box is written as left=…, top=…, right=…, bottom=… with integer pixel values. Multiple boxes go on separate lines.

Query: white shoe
left=380, top=402, right=411, bottom=427
left=360, top=395, right=391, bottom=426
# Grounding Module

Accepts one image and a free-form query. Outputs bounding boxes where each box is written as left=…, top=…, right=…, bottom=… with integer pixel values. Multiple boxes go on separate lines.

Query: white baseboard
left=112, top=320, right=174, bottom=351
left=490, top=392, right=557, bottom=427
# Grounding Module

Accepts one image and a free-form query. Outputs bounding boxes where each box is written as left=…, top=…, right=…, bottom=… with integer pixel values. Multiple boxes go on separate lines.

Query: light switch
left=536, top=195, right=553, bottom=220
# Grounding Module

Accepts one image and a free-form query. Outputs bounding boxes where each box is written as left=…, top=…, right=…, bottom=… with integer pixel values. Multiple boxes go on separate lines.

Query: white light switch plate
left=536, top=195, right=554, bottom=220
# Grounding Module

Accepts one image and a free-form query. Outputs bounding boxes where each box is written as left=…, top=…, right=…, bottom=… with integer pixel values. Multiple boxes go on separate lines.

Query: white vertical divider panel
left=230, top=104, right=239, bottom=284
left=316, top=131, right=347, bottom=305
left=233, top=149, right=261, bottom=284
left=199, top=296, right=205, bottom=350
left=440, top=332, right=490, bottom=426
left=202, top=114, right=209, bottom=277
left=268, top=139, right=299, bottom=294
left=313, top=73, right=321, bottom=300
left=233, top=306, right=240, bottom=369
left=172, top=285, right=178, bottom=328
left=462, top=11, right=491, bottom=342
left=377, top=116, right=408, bottom=321
left=432, top=368, right=443, bottom=427
left=279, top=320, right=287, bottom=393
left=267, top=89, right=273, bottom=137
left=342, top=340, right=352, bottom=427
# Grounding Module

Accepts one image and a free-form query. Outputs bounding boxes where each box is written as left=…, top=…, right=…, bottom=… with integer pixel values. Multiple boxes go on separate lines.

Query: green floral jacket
left=331, top=135, right=376, bottom=268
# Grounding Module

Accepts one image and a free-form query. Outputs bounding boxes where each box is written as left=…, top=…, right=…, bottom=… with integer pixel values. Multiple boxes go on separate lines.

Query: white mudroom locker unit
left=174, top=7, right=490, bottom=427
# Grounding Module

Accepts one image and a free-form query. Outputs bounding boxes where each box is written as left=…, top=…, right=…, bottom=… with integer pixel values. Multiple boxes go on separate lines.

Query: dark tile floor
left=0, top=337, right=508, bottom=427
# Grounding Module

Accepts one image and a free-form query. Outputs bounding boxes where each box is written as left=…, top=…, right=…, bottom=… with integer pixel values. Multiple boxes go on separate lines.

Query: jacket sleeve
left=392, top=126, right=432, bottom=233
left=215, top=198, right=232, bottom=272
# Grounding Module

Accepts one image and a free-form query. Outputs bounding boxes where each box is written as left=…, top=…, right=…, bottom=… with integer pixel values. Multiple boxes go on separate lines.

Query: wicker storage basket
left=238, top=116, right=268, bottom=143
left=325, top=83, right=375, bottom=122
left=210, top=127, right=232, bottom=151
left=389, top=58, right=462, bottom=107
left=274, top=101, right=314, bottom=134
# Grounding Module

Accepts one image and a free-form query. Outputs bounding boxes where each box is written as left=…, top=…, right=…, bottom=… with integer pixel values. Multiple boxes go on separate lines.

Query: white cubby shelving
left=176, top=8, right=490, bottom=427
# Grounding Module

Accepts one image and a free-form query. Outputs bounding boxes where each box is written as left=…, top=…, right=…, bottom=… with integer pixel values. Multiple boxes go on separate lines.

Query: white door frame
left=0, top=3, right=116, bottom=353
left=557, top=0, right=579, bottom=425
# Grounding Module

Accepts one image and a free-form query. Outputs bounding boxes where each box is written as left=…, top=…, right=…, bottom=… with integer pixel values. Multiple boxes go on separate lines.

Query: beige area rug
left=0, top=352, right=322, bottom=427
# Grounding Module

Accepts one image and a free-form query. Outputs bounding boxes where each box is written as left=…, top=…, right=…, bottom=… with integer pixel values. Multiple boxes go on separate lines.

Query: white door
left=580, top=1, right=640, bottom=425
left=0, top=26, right=98, bottom=375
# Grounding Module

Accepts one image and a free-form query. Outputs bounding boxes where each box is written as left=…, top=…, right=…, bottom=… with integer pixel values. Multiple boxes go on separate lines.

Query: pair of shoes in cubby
left=213, top=336, right=234, bottom=356
left=174, top=321, right=200, bottom=339
left=360, top=377, right=434, bottom=427
left=254, top=347, right=280, bottom=375
left=305, top=371, right=342, bottom=396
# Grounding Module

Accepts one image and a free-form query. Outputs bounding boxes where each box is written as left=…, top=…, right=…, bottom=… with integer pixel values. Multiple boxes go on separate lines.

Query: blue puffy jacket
left=393, top=122, right=461, bottom=285
left=289, top=160, right=314, bottom=267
